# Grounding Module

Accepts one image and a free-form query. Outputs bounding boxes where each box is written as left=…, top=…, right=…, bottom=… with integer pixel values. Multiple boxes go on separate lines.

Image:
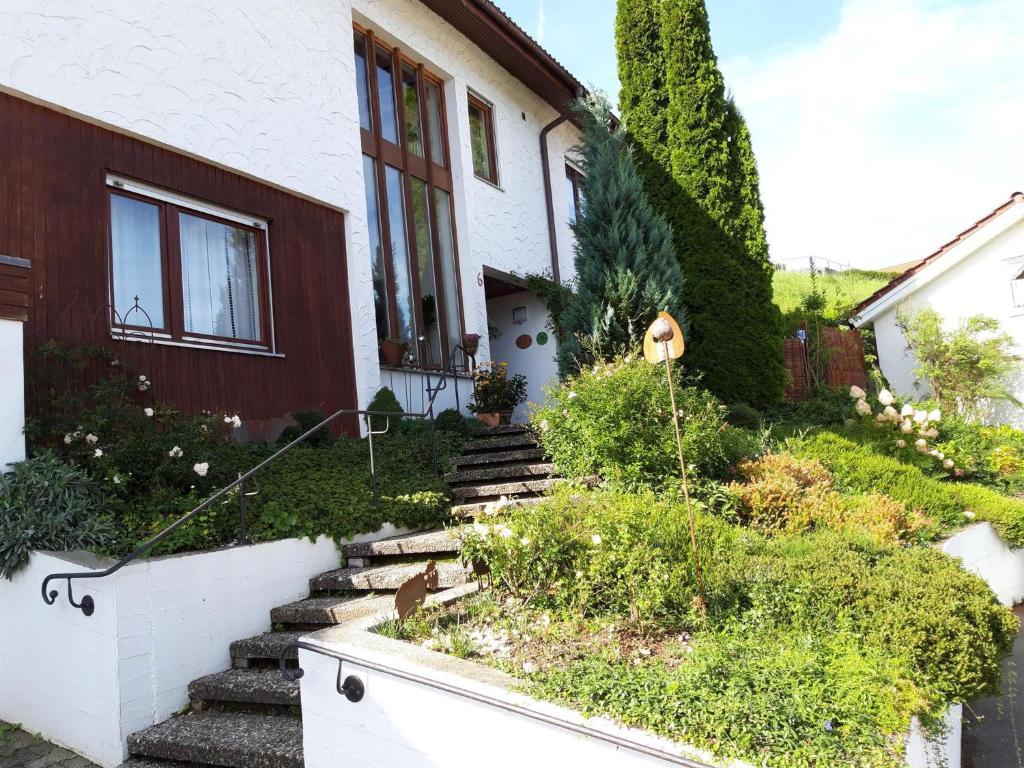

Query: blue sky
left=496, top=0, right=1024, bottom=270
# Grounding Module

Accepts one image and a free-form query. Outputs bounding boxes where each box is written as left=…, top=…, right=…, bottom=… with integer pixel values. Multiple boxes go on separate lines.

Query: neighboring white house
left=0, top=0, right=583, bottom=432
left=850, top=192, right=1024, bottom=426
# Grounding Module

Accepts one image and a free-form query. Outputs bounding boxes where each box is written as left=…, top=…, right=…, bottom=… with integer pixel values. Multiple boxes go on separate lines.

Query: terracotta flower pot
left=475, top=412, right=501, bottom=428
left=380, top=340, right=407, bottom=367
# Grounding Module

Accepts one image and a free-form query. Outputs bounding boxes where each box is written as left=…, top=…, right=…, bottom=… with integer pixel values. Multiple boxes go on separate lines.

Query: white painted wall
left=0, top=537, right=340, bottom=767
left=0, top=318, right=26, bottom=469
left=859, top=204, right=1024, bottom=426
left=487, top=291, right=560, bottom=421
left=940, top=521, right=1024, bottom=606
left=0, top=0, right=579, bottom=415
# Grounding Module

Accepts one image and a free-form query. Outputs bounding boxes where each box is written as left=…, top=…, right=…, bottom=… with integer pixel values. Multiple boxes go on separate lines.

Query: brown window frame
left=106, top=180, right=273, bottom=352
left=355, top=24, right=467, bottom=371
left=468, top=93, right=499, bottom=186
left=566, top=164, right=584, bottom=225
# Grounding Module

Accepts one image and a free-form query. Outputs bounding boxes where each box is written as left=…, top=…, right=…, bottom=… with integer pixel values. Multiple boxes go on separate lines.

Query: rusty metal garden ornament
left=644, top=312, right=707, bottom=617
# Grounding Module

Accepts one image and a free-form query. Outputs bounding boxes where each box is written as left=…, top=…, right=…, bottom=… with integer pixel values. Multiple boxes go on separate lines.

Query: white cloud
left=721, top=0, right=1024, bottom=270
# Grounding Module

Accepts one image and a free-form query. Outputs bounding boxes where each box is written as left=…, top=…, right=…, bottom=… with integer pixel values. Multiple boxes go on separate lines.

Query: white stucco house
left=850, top=192, right=1024, bottom=426
left=0, top=0, right=585, bottom=436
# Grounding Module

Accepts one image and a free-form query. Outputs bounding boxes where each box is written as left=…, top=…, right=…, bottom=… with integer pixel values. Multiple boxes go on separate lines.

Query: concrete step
left=127, top=711, right=302, bottom=768
left=120, top=760, right=197, bottom=768
left=341, top=528, right=462, bottom=559
left=444, top=462, right=555, bottom=485
left=451, top=495, right=545, bottom=518
left=450, top=477, right=557, bottom=500
left=270, top=593, right=394, bottom=627
left=311, top=560, right=471, bottom=593
left=189, top=668, right=299, bottom=709
left=451, top=447, right=546, bottom=468
left=230, top=630, right=306, bottom=664
left=462, top=432, right=538, bottom=453
left=471, top=423, right=532, bottom=437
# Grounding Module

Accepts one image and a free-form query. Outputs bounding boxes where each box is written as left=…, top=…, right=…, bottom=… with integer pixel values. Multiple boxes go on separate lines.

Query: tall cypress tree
left=558, top=93, right=686, bottom=374
left=615, top=0, right=785, bottom=407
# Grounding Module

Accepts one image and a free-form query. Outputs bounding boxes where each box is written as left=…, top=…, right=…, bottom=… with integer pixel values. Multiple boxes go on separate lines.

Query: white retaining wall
left=0, top=536, right=342, bottom=766
left=940, top=521, right=1024, bottom=606
left=0, top=317, right=26, bottom=470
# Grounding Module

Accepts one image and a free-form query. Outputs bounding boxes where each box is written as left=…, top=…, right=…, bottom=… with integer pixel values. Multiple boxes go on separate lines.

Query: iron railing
left=41, top=346, right=475, bottom=617
left=278, top=640, right=714, bottom=768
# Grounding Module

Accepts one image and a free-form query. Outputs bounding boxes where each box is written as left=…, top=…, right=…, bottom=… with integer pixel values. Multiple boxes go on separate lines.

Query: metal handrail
left=278, top=640, right=714, bottom=768
left=40, top=341, right=476, bottom=618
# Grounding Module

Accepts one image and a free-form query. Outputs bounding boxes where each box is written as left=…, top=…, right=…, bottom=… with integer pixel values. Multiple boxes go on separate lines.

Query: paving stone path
left=0, top=724, right=98, bottom=768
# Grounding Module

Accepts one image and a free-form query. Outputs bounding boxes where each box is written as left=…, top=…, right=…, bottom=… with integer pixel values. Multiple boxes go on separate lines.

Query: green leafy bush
left=725, top=402, right=762, bottom=430
left=0, top=452, right=114, bottom=578
left=949, top=483, right=1024, bottom=547
left=730, top=531, right=1018, bottom=702
left=277, top=410, right=333, bottom=447
left=532, top=626, right=930, bottom=768
left=762, top=387, right=851, bottom=430
left=791, top=431, right=964, bottom=526
left=461, top=487, right=737, bottom=629
left=531, top=356, right=747, bottom=489
left=367, top=387, right=403, bottom=430
left=433, top=408, right=475, bottom=437
left=729, top=453, right=933, bottom=543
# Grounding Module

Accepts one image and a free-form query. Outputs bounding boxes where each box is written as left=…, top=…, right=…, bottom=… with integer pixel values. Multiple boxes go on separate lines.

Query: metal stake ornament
left=643, top=311, right=707, bottom=616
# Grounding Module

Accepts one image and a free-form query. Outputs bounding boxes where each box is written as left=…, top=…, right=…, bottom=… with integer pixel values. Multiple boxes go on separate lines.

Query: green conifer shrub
left=556, top=93, right=686, bottom=373
left=615, top=0, right=785, bottom=407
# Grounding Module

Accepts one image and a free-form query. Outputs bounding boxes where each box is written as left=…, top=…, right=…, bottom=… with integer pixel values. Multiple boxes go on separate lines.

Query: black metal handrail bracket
left=278, top=639, right=713, bottom=768
left=41, top=346, right=476, bottom=617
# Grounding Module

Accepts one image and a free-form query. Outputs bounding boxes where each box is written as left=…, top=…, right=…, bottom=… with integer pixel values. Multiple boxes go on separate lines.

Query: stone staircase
left=122, top=424, right=551, bottom=768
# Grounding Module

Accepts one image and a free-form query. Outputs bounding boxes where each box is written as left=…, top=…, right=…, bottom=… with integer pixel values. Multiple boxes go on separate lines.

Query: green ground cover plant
left=772, top=269, right=890, bottom=329
left=410, top=487, right=1017, bottom=767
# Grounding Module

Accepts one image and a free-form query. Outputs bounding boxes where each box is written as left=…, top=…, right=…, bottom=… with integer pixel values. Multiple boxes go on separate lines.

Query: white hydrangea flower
left=538, top=419, right=549, bottom=432
left=926, top=428, right=939, bottom=439
left=472, top=523, right=490, bottom=539
left=93, top=448, right=103, bottom=458
left=936, top=452, right=945, bottom=460
left=895, top=439, right=907, bottom=449
left=144, top=407, right=154, bottom=417
left=113, top=474, right=121, bottom=485
left=901, top=404, right=915, bottom=417
left=567, top=391, right=577, bottom=400
left=231, top=415, right=242, bottom=429
left=497, top=525, right=514, bottom=539
left=900, top=420, right=914, bottom=433
left=854, top=399, right=872, bottom=416
left=168, top=446, right=183, bottom=458
left=193, top=462, right=209, bottom=477
left=63, top=433, right=74, bottom=445
left=591, top=534, right=602, bottom=545
left=943, top=458, right=955, bottom=469
left=878, top=389, right=894, bottom=406
left=882, top=405, right=899, bottom=420
left=849, top=385, right=866, bottom=399
left=224, top=415, right=233, bottom=424
left=964, top=510, right=976, bottom=520
left=913, top=410, right=928, bottom=424
left=915, top=438, right=928, bottom=450
left=928, top=409, right=941, bottom=422
left=85, top=433, right=98, bottom=445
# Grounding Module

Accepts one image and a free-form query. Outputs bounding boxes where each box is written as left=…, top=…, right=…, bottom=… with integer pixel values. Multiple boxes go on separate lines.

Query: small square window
left=468, top=93, right=498, bottom=185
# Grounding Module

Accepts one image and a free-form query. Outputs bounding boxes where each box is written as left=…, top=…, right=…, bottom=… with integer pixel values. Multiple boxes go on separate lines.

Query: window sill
left=473, top=174, right=504, bottom=192
left=381, top=364, right=473, bottom=379
left=112, top=331, right=285, bottom=358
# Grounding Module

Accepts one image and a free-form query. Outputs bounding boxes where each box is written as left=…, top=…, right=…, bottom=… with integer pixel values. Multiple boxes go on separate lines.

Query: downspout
left=540, top=88, right=585, bottom=284
left=540, top=113, right=569, bottom=285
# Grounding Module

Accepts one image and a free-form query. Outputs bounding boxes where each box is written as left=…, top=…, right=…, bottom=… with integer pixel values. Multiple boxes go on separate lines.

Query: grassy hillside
left=773, top=269, right=892, bottom=331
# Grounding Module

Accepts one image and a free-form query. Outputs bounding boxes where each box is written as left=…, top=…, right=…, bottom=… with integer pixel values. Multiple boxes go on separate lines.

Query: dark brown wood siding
left=0, top=93, right=357, bottom=437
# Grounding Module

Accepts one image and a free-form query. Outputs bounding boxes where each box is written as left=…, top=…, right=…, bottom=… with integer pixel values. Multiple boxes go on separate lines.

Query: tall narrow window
left=566, top=164, right=585, bottom=225
left=107, top=177, right=272, bottom=351
left=402, top=64, right=424, bottom=157
left=468, top=93, right=497, bottom=184
left=363, top=155, right=390, bottom=339
left=375, top=46, right=399, bottom=145
left=354, top=25, right=464, bottom=369
left=110, top=194, right=166, bottom=328
left=354, top=32, right=372, bottom=131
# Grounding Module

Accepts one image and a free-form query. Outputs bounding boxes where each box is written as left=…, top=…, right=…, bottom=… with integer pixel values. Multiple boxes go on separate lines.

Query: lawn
left=773, top=268, right=892, bottom=330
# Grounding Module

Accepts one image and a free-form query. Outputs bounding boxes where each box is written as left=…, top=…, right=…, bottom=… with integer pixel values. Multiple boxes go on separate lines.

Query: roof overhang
left=850, top=196, right=1024, bottom=327
left=418, top=0, right=585, bottom=113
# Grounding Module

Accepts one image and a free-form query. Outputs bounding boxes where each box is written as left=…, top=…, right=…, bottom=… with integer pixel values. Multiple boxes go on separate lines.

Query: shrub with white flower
left=193, top=462, right=209, bottom=477
left=168, top=446, right=183, bottom=458
left=849, top=390, right=955, bottom=472
left=93, top=448, right=103, bottom=458
left=85, top=433, right=98, bottom=445
left=137, top=374, right=151, bottom=392
left=144, top=407, right=154, bottom=417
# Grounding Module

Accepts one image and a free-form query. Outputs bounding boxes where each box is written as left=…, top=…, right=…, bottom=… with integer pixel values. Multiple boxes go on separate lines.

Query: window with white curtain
left=107, top=176, right=271, bottom=350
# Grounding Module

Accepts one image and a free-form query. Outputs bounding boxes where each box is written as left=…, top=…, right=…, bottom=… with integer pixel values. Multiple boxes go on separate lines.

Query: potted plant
left=380, top=338, right=408, bottom=367
left=468, top=361, right=527, bottom=426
